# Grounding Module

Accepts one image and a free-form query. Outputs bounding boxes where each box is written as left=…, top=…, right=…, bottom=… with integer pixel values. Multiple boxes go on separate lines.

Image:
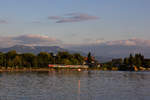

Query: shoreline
left=0, top=67, right=150, bottom=72
left=0, top=67, right=89, bottom=72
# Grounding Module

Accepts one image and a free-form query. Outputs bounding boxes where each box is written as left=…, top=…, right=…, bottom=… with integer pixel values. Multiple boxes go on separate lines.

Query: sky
left=0, top=0, right=150, bottom=47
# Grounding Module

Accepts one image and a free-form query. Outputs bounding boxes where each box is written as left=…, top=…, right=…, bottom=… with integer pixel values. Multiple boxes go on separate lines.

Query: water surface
left=0, top=70, right=150, bottom=100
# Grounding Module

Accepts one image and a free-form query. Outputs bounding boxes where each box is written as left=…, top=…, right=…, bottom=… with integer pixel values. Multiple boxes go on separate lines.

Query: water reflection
left=0, top=70, right=150, bottom=100
left=78, top=80, right=80, bottom=100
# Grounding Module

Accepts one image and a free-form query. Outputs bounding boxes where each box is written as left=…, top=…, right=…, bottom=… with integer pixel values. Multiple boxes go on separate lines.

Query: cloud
left=48, top=16, right=62, bottom=20
left=0, top=36, right=20, bottom=48
left=48, top=13, right=99, bottom=23
left=0, top=34, right=62, bottom=48
left=1, top=35, right=150, bottom=49
left=105, top=38, right=150, bottom=46
left=67, top=38, right=150, bottom=47
left=65, top=38, right=105, bottom=47
left=0, top=19, right=7, bottom=24
left=82, top=38, right=105, bottom=45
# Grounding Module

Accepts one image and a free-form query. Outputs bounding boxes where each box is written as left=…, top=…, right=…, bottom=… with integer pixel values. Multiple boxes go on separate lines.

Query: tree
left=37, top=52, right=52, bottom=67
left=124, top=58, right=129, bottom=65
left=21, top=53, right=37, bottom=68
left=56, top=52, right=73, bottom=64
left=5, top=50, right=17, bottom=67
left=12, top=55, right=22, bottom=68
left=0, top=52, right=4, bottom=67
left=6, top=50, right=17, bottom=59
left=136, top=57, right=142, bottom=67
left=73, top=53, right=84, bottom=65
left=62, top=59, right=72, bottom=65
left=134, top=53, right=142, bottom=67
left=129, top=54, right=134, bottom=66
left=0, top=50, right=86, bottom=68
left=87, top=52, right=92, bottom=64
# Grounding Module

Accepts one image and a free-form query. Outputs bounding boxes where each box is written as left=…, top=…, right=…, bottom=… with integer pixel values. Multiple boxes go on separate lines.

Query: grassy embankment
left=0, top=66, right=150, bottom=72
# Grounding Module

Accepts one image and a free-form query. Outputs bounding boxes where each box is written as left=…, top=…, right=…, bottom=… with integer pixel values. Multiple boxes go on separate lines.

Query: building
left=84, top=56, right=100, bottom=67
left=48, top=64, right=88, bottom=68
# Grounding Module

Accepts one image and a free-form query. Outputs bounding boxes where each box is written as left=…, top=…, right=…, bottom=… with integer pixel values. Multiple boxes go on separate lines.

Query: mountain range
left=0, top=45, right=67, bottom=54
left=0, top=45, right=111, bottom=62
left=67, top=44, right=150, bottom=58
left=1, top=44, right=150, bottom=62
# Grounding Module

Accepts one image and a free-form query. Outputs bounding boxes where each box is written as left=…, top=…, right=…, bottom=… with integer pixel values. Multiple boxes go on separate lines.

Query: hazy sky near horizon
left=0, top=0, right=150, bottom=46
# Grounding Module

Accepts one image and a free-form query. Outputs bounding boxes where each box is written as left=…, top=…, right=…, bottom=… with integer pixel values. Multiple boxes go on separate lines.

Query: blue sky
left=0, top=0, right=150, bottom=46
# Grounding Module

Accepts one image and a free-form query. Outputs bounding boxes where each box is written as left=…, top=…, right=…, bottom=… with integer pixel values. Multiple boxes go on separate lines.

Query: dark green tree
left=12, top=55, right=22, bottom=68
left=124, top=58, right=129, bottom=65
left=73, top=53, right=84, bottom=65
left=128, top=54, right=135, bottom=66
left=37, top=52, right=52, bottom=67
left=87, top=52, right=92, bottom=64
left=21, top=53, right=37, bottom=68
left=56, top=52, right=73, bottom=64
left=0, top=52, right=4, bottom=67
left=5, top=50, right=17, bottom=67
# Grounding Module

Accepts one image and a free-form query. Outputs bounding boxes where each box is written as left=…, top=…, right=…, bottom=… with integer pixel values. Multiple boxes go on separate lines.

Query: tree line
left=102, top=53, right=150, bottom=71
left=0, top=50, right=85, bottom=68
left=120, top=53, right=150, bottom=70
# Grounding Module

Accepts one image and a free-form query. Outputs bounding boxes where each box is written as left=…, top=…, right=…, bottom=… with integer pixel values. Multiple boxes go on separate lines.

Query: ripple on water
left=0, top=71, right=150, bottom=100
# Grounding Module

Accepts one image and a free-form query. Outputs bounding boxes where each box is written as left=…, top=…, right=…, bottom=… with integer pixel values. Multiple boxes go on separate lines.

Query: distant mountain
left=95, top=56, right=114, bottom=63
left=0, top=45, right=68, bottom=54
left=3, top=44, right=148, bottom=63
left=0, top=45, right=112, bottom=62
left=68, top=44, right=150, bottom=59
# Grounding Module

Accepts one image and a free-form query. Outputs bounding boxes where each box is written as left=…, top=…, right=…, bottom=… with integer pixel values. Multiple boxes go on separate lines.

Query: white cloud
left=65, top=38, right=150, bottom=47
left=82, top=38, right=105, bottom=45
left=0, top=36, right=20, bottom=48
left=1, top=35, right=150, bottom=48
left=105, top=38, right=150, bottom=46
left=48, top=13, right=99, bottom=23
left=0, top=34, right=62, bottom=48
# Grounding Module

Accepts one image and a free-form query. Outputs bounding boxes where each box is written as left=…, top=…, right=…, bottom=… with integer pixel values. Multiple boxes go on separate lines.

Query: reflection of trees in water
left=76, top=70, right=93, bottom=100
left=0, top=71, right=150, bottom=100
left=77, top=80, right=80, bottom=100
left=123, top=72, right=149, bottom=99
left=87, top=70, right=93, bottom=100
left=124, top=72, right=146, bottom=80
left=48, top=69, right=86, bottom=77
left=76, top=70, right=98, bottom=100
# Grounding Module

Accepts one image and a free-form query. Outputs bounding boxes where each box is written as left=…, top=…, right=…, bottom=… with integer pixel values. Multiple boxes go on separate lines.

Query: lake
left=0, top=70, right=150, bottom=100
